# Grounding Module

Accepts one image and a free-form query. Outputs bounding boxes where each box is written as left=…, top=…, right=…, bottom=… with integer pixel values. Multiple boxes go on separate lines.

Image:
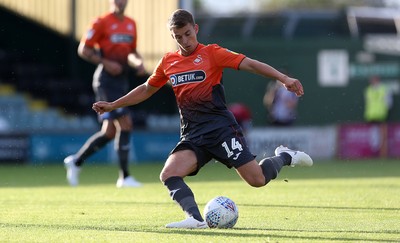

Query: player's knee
left=247, top=175, right=267, bottom=188
left=118, top=116, right=132, bottom=130
left=101, top=120, right=116, bottom=137
left=159, top=166, right=185, bottom=183
left=159, top=173, right=166, bottom=183
left=105, top=133, right=115, bottom=139
left=159, top=169, right=171, bottom=183
left=101, top=129, right=116, bottom=139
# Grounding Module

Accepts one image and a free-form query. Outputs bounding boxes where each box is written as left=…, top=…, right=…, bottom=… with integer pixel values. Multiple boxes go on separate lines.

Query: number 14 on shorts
left=222, top=138, right=243, bottom=160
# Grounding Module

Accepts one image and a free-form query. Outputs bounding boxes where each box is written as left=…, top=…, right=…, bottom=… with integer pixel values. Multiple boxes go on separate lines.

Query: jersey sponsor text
left=170, top=70, right=206, bottom=86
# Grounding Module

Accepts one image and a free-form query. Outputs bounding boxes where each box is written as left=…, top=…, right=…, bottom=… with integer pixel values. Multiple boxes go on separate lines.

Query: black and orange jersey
left=81, top=12, right=137, bottom=65
left=148, top=43, right=246, bottom=142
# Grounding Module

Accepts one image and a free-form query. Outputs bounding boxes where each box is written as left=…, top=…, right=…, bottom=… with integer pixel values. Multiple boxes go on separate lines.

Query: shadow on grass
left=102, top=200, right=400, bottom=212
left=1, top=222, right=398, bottom=242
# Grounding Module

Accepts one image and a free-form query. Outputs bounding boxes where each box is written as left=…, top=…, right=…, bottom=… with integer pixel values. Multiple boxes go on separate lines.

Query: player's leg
left=75, top=120, right=115, bottom=165
left=114, top=114, right=141, bottom=188
left=236, top=146, right=313, bottom=187
left=236, top=155, right=290, bottom=187
left=65, top=75, right=115, bottom=170
left=208, top=126, right=284, bottom=187
left=160, top=149, right=207, bottom=228
left=72, top=69, right=116, bottom=165
left=64, top=120, right=115, bottom=186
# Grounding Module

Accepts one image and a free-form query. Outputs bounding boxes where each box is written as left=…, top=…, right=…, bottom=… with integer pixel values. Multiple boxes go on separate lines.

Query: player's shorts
left=98, top=106, right=130, bottom=121
left=170, top=124, right=256, bottom=176
left=93, top=67, right=130, bottom=121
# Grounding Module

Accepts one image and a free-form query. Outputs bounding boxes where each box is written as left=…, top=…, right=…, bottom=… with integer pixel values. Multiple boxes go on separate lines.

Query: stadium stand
left=0, top=84, right=98, bottom=133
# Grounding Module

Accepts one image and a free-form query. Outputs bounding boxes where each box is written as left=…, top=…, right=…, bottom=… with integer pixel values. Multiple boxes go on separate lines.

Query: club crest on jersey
left=193, top=55, right=203, bottom=65
left=170, top=70, right=206, bottom=87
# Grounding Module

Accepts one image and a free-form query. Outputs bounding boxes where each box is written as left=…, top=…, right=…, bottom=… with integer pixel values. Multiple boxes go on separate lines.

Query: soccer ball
left=203, top=196, right=239, bottom=228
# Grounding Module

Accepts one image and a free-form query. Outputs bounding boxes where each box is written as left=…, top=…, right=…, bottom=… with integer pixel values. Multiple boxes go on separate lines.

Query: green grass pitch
left=0, top=159, right=399, bottom=242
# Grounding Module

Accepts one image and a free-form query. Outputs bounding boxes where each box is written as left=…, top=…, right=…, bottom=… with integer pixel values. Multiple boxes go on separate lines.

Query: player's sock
left=164, top=176, right=204, bottom=222
left=278, top=152, right=292, bottom=166
left=116, top=131, right=130, bottom=178
left=75, top=132, right=112, bottom=166
left=259, top=155, right=287, bottom=184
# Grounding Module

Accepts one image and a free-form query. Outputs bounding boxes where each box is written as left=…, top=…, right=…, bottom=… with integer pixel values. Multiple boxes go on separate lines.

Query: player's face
left=111, top=0, right=127, bottom=14
left=170, top=23, right=199, bottom=56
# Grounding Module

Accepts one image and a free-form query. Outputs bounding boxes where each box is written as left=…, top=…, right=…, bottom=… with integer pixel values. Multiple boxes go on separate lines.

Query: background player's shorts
left=98, top=107, right=130, bottom=121
left=93, top=68, right=130, bottom=121
left=170, top=125, right=256, bottom=176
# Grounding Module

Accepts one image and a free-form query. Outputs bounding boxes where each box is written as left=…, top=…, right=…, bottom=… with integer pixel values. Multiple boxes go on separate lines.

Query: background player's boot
left=64, top=155, right=81, bottom=186
left=165, top=216, right=208, bottom=229
left=275, top=145, right=313, bottom=167
left=116, top=176, right=142, bottom=188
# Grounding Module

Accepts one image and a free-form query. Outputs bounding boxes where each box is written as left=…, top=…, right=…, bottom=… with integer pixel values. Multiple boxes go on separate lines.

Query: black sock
left=259, top=155, right=286, bottom=184
left=75, top=132, right=112, bottom=166
left=164, top=176, right=204, bottom=222
left=279, top=152, right=292, bottom=166
left=116, top=131, right=130, bottom=178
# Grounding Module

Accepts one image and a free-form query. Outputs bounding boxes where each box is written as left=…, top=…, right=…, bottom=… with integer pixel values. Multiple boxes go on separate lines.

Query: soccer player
left=64, top=0, right=146, bottom=188
left=92, top=9, right=313, bottom=228
left=263, top=80, right=299, bottom=126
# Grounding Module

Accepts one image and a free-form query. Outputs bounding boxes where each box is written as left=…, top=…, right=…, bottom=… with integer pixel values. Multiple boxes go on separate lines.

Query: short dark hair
left=167, top=9, right=195, bottom=29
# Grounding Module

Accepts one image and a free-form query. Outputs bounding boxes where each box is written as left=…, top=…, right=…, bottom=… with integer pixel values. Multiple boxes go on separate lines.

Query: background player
left=93, top=9, right=313, bottom=228
left=64, top=0, right=146, bottom=188
left=264, top=79, right=299, bottom=126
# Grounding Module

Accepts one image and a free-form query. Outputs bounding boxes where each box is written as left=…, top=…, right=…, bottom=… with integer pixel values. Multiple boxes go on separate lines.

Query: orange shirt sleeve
left=130, top=20, right=138, bottom=50
left=148, top=57, right=169, bottom=87
left=82, top=17, right=104, bottom=48
left=210, top=44, right=246, bottom=70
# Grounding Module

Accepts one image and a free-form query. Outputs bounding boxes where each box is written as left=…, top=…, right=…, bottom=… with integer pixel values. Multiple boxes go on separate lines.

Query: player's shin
left=259, top=155, right=287, bottom=184
left=116, top=131, right=131, bottom=178
left=164, top=176, right=204, bottom=222
left=75, top=132, right=112, bottom=166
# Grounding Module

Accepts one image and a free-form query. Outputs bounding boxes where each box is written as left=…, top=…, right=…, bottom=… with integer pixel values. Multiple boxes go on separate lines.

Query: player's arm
left=77, top=42, right=123, bottom=76
left=77, top=42, right=102, bottom=64
left=77, top=17, right=122, bottom=75
left=92, top=82, right=160, bottom=114
left=239, top=57, right=304, bottom=97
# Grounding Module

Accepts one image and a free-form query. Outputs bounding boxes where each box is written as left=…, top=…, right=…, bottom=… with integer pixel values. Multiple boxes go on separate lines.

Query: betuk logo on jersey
left=110, top=34, right=133, bottom=43
left=170, top=70, right=206, bottom=87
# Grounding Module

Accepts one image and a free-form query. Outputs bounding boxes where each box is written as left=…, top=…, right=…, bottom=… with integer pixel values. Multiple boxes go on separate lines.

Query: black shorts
left=170, top=125, right=256, bottom=176
left=93, top=67, right=130, bottom=121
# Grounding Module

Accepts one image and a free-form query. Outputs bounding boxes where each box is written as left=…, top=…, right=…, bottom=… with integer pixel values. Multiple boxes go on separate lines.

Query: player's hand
left=102, top=59, right=123, bottom=76
left=282, top=77, right=304, bottom=97
left=135, top=64, right=147, bottom=77
left=92, top=101, right=113, bottom=115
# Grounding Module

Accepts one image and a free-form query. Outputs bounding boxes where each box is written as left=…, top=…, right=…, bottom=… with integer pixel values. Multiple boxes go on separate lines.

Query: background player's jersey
left=148, top=44, right=246, bottom=143
left=81, top=12, right=137, bottom=66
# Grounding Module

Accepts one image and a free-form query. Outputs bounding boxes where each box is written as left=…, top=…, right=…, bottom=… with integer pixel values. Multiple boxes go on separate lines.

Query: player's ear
left=194, top=24, right=199, bottom=34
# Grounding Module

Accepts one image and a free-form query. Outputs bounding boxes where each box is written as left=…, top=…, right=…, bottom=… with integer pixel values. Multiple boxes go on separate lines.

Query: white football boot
left=274, top=145, right=313, bottom=167
left=165, top=216, right=208, bottom=229
left=116, top=176, right=143, bottom=188
left=64, top=155, right=81, bottom=186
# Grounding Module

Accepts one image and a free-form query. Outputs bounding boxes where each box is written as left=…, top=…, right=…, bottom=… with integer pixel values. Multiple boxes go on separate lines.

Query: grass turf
left=0, top=159, right=399, bottom=242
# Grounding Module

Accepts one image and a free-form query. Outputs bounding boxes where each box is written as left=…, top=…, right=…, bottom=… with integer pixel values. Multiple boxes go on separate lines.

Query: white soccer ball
left=203, top=196, right=239, bottom=228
